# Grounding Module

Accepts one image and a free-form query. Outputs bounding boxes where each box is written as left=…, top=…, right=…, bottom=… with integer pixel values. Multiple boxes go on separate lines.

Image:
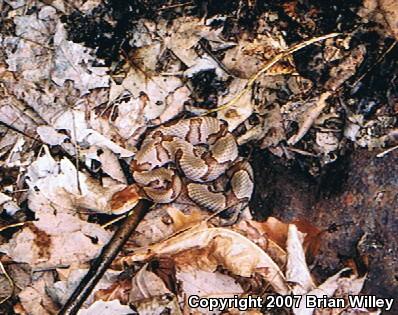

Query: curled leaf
left=118, top=225, right=289, bottom=294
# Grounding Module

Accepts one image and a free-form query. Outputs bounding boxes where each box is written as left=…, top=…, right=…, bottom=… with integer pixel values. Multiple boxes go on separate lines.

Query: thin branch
left=204, top=32, right=340, bottom=115
left=198, top=39, right=234, bottom=76
left=0, top=222, right=26, bottom=233
left=71, top=111, right=82, bottom=194
left=101, top=212, right=130, bottom=229
left=352, top=41, right=397, bottom=89
left=158, top=1, right=193, bottom=11
left=0, top=261, right=15, bottom=305
left=58, top=199, right=152, bottom=315
left=376, top=145, right=398, bottom=158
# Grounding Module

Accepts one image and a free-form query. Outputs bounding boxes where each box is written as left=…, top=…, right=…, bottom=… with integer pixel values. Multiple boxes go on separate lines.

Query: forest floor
left=0, top=0, right=397, bottom=314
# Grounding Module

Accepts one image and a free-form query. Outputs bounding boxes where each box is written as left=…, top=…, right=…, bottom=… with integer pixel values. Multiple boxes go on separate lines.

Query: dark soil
left=250, top=148, right=398, bottom=313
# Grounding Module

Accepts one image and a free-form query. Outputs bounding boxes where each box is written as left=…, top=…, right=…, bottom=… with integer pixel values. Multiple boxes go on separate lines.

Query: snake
left=110, top=117, right=254, bottom=219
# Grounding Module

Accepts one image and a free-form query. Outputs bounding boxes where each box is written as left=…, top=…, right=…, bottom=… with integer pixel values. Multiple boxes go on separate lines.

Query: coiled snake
left=111, top=117, right=254, bottom=221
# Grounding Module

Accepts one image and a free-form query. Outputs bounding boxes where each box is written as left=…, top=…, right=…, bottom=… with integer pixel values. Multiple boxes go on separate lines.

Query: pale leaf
left=77, top=300, right=134, bottom=315
left=286, top=224, right=316, bottom=294
left=121, top=225, right=289, bottom=294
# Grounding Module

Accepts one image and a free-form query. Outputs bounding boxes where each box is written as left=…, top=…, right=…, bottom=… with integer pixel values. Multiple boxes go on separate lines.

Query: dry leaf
left=49, top=268, right=121, bottom=307
left=232, top=219, right=287, bottom=267
left=0, top=148, right=113, bottom=268
left=118, top=225, right=289, bottom=295
left=246, top=217, right=322, bottom=258
left=94, top=278, right=132, bottom=305
left=286, top=225, right=316, bottom=294
left=129, top=264, right=171, bottom=303
left=177, top=269, right=243, bottom=298
left=6, top=7, right=109, bottom=94
left=176, top=268, right=244, bottom=314
left=0, top=192, right=12, bottom=206
left=222, top=33, right=288, bottom=79
left=53, top=109, right=135, bottom=158
left=37, top=126, right=69, bottom=146
left=216, top=79, right=254, bottom=131
left=77, top=300, right=134, bottom=315
left=293, top=269, right=351, bottom=315
left=133, top=294, right=182, bottom=315
left=15, top=271, right=59, bottom=315
left=359, top=0, right=398, bottom=40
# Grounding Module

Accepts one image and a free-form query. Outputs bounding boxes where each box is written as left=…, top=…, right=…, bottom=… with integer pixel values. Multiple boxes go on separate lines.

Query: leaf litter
left=0, top=0, right=396, bottom=314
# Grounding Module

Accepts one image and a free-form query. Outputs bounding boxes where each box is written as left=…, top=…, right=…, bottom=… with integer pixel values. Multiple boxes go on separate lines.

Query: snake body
left=129, top=117, right=254, bottom=215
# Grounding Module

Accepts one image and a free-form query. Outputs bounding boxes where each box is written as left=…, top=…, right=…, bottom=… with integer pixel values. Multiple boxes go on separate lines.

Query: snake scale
left=111, top=117, right=254, bottom=219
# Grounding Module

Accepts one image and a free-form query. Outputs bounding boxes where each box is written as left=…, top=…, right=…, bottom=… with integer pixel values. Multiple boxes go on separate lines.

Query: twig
left=71, top=111, right=81, bottom=195
left=98, top=92, right=133, bottom=117
left=158, top=1, right=193, bottom=11
left=0, top=222, right=26, bottom=233
left=0, top=121, right=39, bottom=143
left=101, top=212, right=130, bottom=229
left=58, top=199, right=152, bottom=315
left=352, top=41, right=397, bottom=89
left=376, top=145, right=398, bottom=158
left=0, top=261, right=15, bottom=305
left=19, top=37, right=55, bottom=51
left=286, top=147, right=317, bottom=157
left=204, top=33, right=340, bottom=115
left=198, top=39, right=233, bottom=76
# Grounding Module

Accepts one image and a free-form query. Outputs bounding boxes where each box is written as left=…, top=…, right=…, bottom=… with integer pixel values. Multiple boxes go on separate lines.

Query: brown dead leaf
left=94, top=278, right=132, bottom=305
left=226, top=310, right=263, bottom=315
left=108, top=66, right=189, bottom=131
left=166, top=207, right=207, bottom=232
left=291, top=268, right=375, bottom=315
left=0, top=261, right=31, bottom=304
left=359, top=0, right=398, bottom=40
left=288, top=92, right=332, bottom=145
left=232, top=219, right=287, bottom=267
left=379, top=0, right=398, bottom=40
left=6, top=8, right=109, bottom=94
left=120, top=205, right=207, bottom=249
left=244, top=217, right=323, bottom=261
left=148, top=257, right=178, bottom=293
left=177, top=267, right=244, bottom=315
left=177, top=268, right=243, bottom=298
left=247, top=217, right=323, bottom=260
left=118, top=225, right=289, bottom=295
left=313, top=275, right=368, bottom=315
left=249, top=217, right=289, bottom=249
left=291, top=219, right=324, bottom=260
left=216, top=79, right=254, bottom=132
left=293, top=270, right=346, bottom=315
left=124, top=205, right=183, bottom=248
left=0, top=211, right=111, bottom=269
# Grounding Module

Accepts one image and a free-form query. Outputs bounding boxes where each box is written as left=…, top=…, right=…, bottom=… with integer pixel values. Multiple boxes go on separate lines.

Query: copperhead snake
left=111, top=117, right=254, bottom=220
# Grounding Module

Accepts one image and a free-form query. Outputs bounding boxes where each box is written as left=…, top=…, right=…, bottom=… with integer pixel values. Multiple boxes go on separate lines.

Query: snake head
left=110, top=184, right=141, bottom=215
